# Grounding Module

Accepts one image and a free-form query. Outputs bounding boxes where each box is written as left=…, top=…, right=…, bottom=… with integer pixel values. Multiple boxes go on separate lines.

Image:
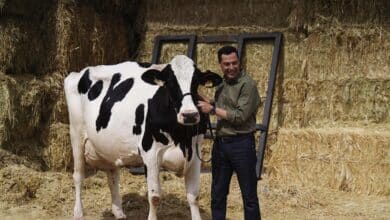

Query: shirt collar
left=224, top=71, right=244, bottom=85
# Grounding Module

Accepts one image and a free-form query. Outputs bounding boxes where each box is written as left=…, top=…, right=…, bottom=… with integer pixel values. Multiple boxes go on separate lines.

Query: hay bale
left=297, top=27, right=390, bottom=82
left=267, top=127, right=390, bottom=195
left=0, top=73, right=66, bottom=169
left=42, top=122, right=72, bottom=172
left=0, top=0, right=143, bottom=74
left=0, top=73, right=14, bottom=145
left=56, top=0, right=143, bottom=72
left=144, top=0, right=388, bottom=27
left=0, top=0, right=56, bottom=74
left=40, top=72, right=68, bottom=124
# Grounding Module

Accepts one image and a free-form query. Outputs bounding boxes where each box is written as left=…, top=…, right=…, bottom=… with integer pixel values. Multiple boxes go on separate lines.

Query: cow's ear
left=198, top=70, right=222, bottom=88
left=141, top=64, right=171, bottom=86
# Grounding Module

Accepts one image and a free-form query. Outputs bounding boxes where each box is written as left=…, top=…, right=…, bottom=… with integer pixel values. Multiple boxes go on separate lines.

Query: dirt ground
left=0, top=165, right=389, bottom=220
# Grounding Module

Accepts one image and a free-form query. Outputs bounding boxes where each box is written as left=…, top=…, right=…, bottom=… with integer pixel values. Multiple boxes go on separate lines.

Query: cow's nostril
left=182, top=112, right=199, bottom=118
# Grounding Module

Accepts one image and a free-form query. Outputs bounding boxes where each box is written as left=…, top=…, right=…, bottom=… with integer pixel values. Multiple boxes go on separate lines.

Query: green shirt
left=215, top=72, right=261, bottom=137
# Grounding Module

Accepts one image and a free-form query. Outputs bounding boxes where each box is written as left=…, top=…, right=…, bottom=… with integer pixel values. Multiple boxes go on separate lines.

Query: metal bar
left=151, top=35, right=197, bottom=64
left=237, top=36, right=244, bottom=59
left=151, top=36, right=162, bottom=64
left=240, top=32, right=280, bottom=40
left=255, top=33, right=283, bottom=179
left=197, top=35, right=239, bottom=43
left=157, top=34, right=198, bottom=41
left=187, top=35, right=197, bottom=59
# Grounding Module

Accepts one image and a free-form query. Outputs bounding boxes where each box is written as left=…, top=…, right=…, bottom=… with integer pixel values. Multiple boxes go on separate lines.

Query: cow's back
left=64, top=61, right=158, bottom=165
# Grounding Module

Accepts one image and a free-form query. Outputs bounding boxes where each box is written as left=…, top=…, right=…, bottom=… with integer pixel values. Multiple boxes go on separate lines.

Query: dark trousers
left=211, top=133, right=261, bottom=220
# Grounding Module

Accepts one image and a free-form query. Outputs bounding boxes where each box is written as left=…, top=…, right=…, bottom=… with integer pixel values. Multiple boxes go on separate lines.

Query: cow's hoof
left=113, top=211, right=126, bottom=219
left=114, top=213, right=127, bottom=220
left=152, top=196, right=160, bottom=206
left=73, top=210, right=83, bottom=220
left=112, top=206, right=127, bottom=219
left=73, top=215, right=83, bottom=220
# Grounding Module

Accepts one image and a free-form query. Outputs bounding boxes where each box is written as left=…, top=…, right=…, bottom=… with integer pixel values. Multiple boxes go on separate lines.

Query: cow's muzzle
left=181, top=111, right=200, bottom=124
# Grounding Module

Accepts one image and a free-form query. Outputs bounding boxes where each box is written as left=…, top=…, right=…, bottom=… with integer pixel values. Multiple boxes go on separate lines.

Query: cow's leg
left=184, top=153, right=202, bottom=220
left=65, top=73, right=87, bottom=220
left=69, top=125, right=85, bottom=220
left=106, top=168, right=126, bottom=219
left=143, top=147, right=163, bottom=220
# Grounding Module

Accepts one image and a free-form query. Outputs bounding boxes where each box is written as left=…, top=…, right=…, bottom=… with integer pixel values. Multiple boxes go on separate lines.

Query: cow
left=64, top=55, right=222, bottom=220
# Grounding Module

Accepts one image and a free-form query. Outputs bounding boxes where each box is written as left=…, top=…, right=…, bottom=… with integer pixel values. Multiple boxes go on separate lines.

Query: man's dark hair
left=217, top=46, right=239, bottom=63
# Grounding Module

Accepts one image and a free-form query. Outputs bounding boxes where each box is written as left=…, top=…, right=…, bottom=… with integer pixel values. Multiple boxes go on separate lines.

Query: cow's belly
left=82, top=98, right=145, bottom=167
left=161, top=146, right=186, bottom=176
left=85, top=126, right=143, bottom=168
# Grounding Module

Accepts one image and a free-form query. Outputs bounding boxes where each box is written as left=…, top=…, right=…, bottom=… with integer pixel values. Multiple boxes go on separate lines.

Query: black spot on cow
left=133, top=104, right=145, bottom=135
left=142, top=115, right=169, bottom=152
left=152, top=130, right=169, bottom=145
left=137, top=62, right=152, bottom=68
left=88, top=80, right=103, bottom=101
left=142, top=85, right=178, bottom=152
left=141, top=112, right=153, bottom=152
left=96, top=73, right=134, bottom=132
left=78, top=69, right=92, bottom=94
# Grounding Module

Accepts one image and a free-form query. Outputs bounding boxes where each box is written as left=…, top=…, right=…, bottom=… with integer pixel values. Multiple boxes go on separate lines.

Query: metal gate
left=146, top=33, right=283, bottom=179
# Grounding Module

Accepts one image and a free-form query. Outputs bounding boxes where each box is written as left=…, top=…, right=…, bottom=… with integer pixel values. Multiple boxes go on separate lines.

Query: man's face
left=219, top=52, right=240, bottom=81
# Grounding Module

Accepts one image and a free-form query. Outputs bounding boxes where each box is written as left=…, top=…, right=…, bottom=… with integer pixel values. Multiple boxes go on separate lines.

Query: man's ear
left=198, top=70, right=222, bottom=88
left=141, top=64, right=172, bottom=86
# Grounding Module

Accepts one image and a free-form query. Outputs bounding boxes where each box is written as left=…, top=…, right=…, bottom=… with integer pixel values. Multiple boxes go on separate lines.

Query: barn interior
left=0, top=0, right=389, bottom=219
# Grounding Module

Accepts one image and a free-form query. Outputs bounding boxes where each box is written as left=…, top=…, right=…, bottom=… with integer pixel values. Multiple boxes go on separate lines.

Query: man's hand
left=197, top=101, right=213, bottom=114
left=198, top=93, right=210, bottom=103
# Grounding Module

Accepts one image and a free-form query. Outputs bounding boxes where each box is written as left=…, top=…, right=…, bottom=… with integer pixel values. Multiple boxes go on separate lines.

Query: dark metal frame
left=151, top=35, right=196, bottom=64
left=152, top=33, right=283, bottom=180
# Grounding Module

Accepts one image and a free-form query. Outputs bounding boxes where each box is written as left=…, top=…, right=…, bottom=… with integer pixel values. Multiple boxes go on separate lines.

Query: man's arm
left=224, top=82, right=260, bottom=125
left=197, top=100, right=228, bottom=119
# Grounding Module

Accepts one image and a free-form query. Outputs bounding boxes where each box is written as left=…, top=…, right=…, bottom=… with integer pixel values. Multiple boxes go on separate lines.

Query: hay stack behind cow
left=64, top=55, right=222, bottom=220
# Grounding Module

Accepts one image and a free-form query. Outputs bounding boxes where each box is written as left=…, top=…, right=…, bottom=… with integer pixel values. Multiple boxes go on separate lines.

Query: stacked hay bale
left=138, top=0, right=390, bottom=195
left=0, top=0, right=143, bottom=171
left=268, top=127, right=390, bottom=195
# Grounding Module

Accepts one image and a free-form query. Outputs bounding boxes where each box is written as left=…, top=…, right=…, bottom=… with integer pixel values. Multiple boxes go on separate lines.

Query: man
left=197, top=45, right=261, bottom=220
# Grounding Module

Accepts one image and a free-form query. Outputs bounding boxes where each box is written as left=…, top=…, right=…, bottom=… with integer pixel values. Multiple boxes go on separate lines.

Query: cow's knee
left=187, top=193, right=198, bottom=206
left=73, top=171, right=84, bottom=183
left=151, top=195, right=161, bottom=206
left=148, top=188, right=161, bottom=206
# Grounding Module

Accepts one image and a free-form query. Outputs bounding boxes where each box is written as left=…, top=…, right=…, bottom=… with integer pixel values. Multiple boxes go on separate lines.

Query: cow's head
left=141, top=55, right=222, bottom=126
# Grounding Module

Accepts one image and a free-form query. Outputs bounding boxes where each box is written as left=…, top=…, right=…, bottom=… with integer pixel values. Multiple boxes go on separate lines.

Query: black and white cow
left=64, top=55, right=222, bottom=220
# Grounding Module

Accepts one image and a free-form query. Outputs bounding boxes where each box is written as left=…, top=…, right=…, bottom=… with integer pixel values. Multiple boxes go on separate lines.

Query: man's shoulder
left=242, top=73, right=257, bottom=87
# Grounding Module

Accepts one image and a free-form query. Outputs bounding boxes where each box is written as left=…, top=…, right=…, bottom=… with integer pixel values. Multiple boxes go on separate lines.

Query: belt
left=216, top=132, right=254, bottom=143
